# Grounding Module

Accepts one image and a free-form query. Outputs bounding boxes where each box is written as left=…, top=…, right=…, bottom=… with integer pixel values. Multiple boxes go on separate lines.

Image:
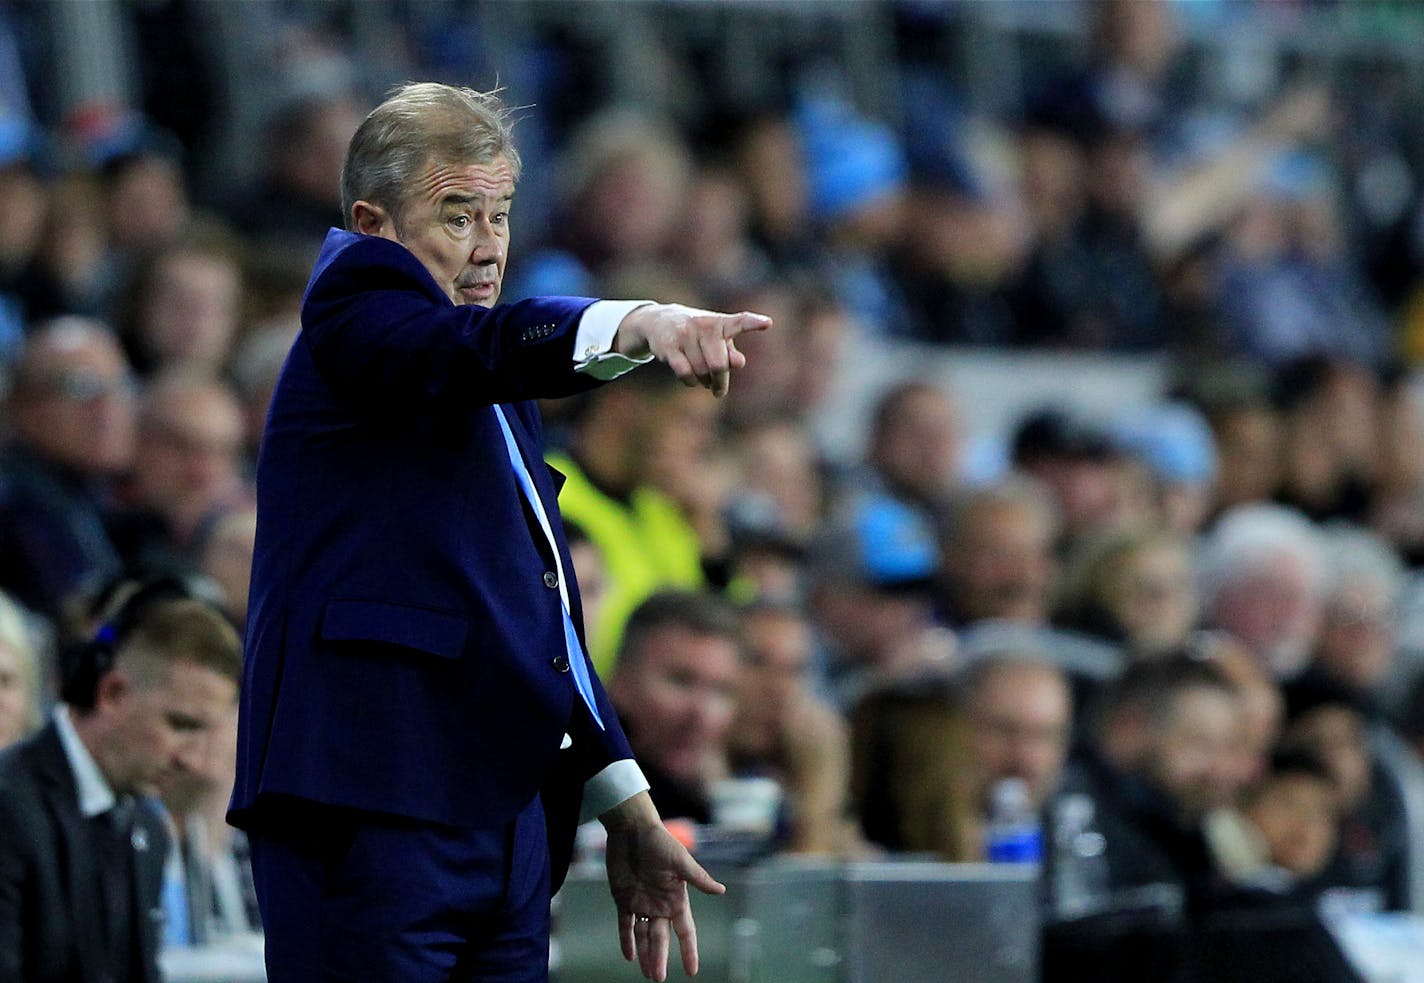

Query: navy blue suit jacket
left=230, top=230, right=635, bottom=850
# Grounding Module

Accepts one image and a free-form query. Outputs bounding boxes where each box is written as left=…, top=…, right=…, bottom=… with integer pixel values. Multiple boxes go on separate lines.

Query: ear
left=93, top=667, right=131, bottom=711
left=351, top=200, right=394, bottom=239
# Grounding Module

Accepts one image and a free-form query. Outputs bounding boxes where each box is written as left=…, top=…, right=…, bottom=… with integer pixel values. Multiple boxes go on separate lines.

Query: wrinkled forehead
left=414, top=156, right=516, bottom=207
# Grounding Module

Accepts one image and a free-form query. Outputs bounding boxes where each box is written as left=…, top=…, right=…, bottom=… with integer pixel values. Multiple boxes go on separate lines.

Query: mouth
left=456, top=279, right=498, bottom=303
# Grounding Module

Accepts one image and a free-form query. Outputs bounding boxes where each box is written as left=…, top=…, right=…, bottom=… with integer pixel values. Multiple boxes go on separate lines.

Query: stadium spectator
left=806, top=493, right=952, bottom=709
left=1056, top=525, right=1197, bottom=660
left=1199, top=503, right=1326, bottom=679
left=962, top=656, right=1073, bottom=856
left=111, top=372, right=249, bottom=566
left=0, top=319, right=134, bottom=617
left=0, top=587, right=241, bottom=982
left=730, top=601, right=854, bottom=854
left=606, top=590, right=744, bottom=825
left=0, top=590, right=41, bottom=751
left=116, top=228, right=246, bottom=378
left=937, top=478, right=1059, bottom=629
left=546, top=370, right=707, bottom=674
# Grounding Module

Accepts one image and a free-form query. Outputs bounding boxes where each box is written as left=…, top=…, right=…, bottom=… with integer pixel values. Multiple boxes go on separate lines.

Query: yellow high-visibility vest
left=546, top=452, right=704, bottom=675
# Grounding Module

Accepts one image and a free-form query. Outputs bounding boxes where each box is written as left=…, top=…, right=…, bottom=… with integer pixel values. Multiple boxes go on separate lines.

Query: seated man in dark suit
left=0, top=583, right=242, bottom=983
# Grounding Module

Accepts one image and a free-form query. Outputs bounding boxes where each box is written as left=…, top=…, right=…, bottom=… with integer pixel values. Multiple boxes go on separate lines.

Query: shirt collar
left=53, top=705, right=117, bottom=818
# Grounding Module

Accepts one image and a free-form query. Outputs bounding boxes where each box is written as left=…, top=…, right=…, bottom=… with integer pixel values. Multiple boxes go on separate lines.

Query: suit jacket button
left=552, top=655, right=570, bottom=673
left=543, top=571, right=559, bottom=589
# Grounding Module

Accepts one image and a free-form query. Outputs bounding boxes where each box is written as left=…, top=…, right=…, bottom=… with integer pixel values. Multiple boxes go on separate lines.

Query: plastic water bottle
left=985, top=777, right=1043, bottom=864
left=1050, top=793, right=1109, bottom=919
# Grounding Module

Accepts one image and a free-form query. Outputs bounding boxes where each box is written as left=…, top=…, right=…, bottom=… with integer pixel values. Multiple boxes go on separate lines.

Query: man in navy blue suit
left=229, top=82, right=771, bottom=982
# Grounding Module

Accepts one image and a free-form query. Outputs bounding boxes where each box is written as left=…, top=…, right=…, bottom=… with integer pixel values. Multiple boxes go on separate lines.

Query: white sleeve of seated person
left=574, top=300, right=655, bottom=380
left=581, top=760, right=651, bottom=823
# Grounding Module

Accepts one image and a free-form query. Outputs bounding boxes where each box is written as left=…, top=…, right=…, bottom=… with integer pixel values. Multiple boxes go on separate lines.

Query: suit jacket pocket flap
left=320, top=600, right=468, bottom=659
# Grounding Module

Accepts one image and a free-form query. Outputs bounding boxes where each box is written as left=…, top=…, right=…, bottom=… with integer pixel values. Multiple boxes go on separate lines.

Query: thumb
left=726, top=337, right=746, bottom=370
left=679, top=850, right=726, bottom=896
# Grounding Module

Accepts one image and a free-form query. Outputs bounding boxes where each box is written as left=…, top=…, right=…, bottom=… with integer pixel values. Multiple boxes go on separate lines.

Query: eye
left=492, top=212, right=509, bottom=226
left=449, top=214, right=470, bottom=230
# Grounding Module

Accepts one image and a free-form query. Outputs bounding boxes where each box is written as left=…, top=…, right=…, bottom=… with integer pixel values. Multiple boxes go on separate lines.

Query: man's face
left=735, top=611, right=810, bottom=753
left=1212, top=560, right=1321, bottom=675
left=613, top=626, right=741, bottom=784
left=98, top=657, right=238, bottom=796
left=134, top=386, right=246, bottom=527
left=371, top=157, right=514, bottom=307
left=875, top=389, right=960, bottom=504
left=1244, top=773, right=1338, bottom=878
left=0, top=641, right=31, bottom=750
left=948, top=502, right=1056, bottom=625
left=1148, top=686, right=1243, bottom=820
left=967, top=664, right=1071, bottom=811
left=16, top=331, right=136, bottom=474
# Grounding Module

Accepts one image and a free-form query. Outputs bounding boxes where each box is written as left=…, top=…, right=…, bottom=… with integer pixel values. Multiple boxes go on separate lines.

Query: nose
left=469, top=217, right=504, bottom=262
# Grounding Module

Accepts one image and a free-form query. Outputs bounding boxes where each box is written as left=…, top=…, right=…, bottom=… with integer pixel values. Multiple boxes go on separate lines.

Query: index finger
left=720, top=311, right=772, bottom=339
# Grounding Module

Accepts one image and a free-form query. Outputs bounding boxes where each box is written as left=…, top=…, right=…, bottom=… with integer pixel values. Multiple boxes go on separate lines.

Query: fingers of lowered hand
left=674, top=903, right=701, bottom=977
left=620, top=911, right=637, bottom=963
left=638, top=916, right=670, bottom=981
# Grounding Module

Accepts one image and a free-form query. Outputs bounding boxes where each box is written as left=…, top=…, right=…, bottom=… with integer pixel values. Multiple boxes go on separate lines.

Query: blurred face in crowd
left=734, top=608, right=811, bottom=758
left=1207, top=638, right=1285, bottom=790
left=109, top=154, right=190, bottom=250
left=200, top=508, right=258, bottom=625
left=356, top=156, right=513, bottom=307
left=1243, top=771, right=1339, bottom=879
left=1105, top=537, right=1197, bottom=656
left=1212, top=405, right=1282, bottom=509
left=966, top=662, right=1071, bottom=812
left=737, top=422, right=823, bottom=541
left=1316, top=581, right=1397, bottom=692
left=1146, top=684, right=1242, bottom=820
left=1283, top=706, right=1372, bottom=813
left=0, top=162, right=47, bottom=265
left=943, top=497, right=1056, bottom=625
left=13, top=323, right=136, bottom=475
left=1210, top=556, right=1322, bottom=677
left=138, top=248, right=242, bottom=373
left=133, top=379, right=246, bottom=537
left=0, top=640, right=36, bottom=751
left=568, top=539, right=609, bottom=655
left=610, top=625, right=742, bottom=784
left=582, top=144, right=689, bottom=263
left=872, top=384, right=961, bottom=507
left=90, top=652, right=237, bottom=796
left=721, top=285, right=799, bottom=426
left=736, top=116, right=807, bottom=244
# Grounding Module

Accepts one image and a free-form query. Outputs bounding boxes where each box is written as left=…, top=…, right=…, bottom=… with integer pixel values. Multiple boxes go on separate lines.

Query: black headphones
left=61, top=573, right=199, bottom=710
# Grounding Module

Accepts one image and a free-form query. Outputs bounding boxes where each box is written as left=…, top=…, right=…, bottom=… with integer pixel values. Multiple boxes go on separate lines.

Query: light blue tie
left=492, top=404, right=605, bottom=730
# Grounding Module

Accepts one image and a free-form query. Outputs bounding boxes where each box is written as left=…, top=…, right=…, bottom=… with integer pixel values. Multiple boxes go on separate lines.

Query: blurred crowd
left=2, top=0, right=1424, bottom=974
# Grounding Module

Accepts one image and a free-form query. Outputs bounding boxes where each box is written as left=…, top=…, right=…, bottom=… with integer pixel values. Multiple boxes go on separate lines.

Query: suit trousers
left=249, top=796, right=551, bottom=983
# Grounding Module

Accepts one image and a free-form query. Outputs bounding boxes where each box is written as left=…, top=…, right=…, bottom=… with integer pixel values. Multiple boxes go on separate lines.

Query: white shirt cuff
left=580, top=758, right=650, bottom=823
left=574, top=300, right=655, bottom=381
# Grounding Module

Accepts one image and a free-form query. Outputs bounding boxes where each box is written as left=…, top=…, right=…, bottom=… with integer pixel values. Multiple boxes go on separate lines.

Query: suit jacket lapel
left=32, top=726, right=106, bottom=983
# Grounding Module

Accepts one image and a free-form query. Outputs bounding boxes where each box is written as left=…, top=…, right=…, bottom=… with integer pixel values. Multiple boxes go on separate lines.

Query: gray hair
left=341, top=83, right=522, bottom=230
left=1198, top=503, right=1325, bottom=605
left=1318, top=523, right=1406, bottom=608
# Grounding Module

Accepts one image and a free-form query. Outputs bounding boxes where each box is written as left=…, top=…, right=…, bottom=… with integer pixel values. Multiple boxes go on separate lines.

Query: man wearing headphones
left=0, top=582, right=242, bottom=983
